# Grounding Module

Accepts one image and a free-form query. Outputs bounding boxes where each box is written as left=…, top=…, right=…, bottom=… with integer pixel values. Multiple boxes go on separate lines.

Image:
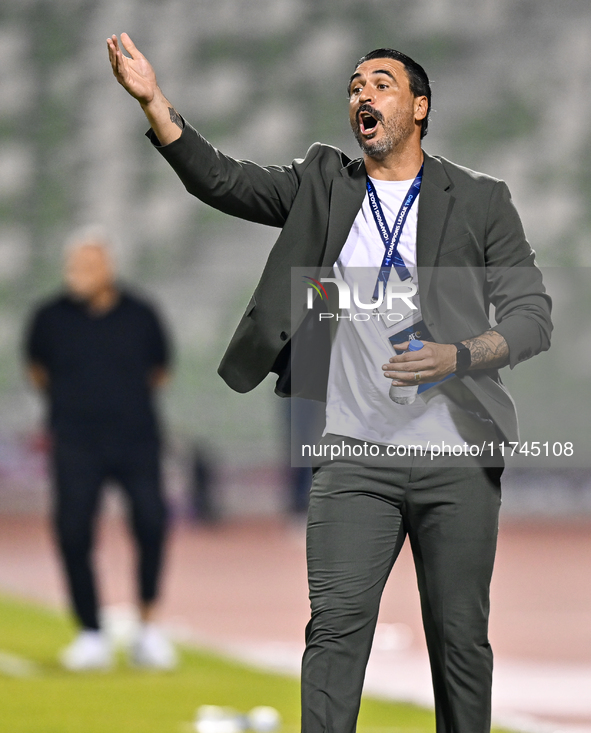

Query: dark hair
left=351, top=48, right=431, bottom=139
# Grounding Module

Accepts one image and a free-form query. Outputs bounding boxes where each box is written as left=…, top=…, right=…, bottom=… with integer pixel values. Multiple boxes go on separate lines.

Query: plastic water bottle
left=389, top=339, right=424, bottom=405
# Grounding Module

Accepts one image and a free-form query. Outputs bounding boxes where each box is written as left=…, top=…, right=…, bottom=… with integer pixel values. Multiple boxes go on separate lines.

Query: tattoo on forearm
left=465, top=330, right=509, bottom=370
left=168, top=107, right=183, bottom=129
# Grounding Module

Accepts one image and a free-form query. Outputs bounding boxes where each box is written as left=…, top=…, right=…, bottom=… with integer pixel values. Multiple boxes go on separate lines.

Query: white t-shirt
left=323, top=176, right=496, bottom=448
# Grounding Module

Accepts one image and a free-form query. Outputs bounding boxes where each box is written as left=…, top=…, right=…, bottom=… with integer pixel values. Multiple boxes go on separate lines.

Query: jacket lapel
left=320, top=153, right=453, bottom=300
left=321, top=160, right=366, bottom=267
left=416, top=152, right=453, bottom=300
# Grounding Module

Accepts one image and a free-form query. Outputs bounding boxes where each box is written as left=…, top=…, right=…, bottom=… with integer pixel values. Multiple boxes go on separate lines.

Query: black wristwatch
left=453, top=342, right=471, bottom=377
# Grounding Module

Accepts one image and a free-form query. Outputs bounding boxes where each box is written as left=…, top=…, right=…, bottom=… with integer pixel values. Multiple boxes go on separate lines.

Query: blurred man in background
left=24, top=232, right=176, bottom=671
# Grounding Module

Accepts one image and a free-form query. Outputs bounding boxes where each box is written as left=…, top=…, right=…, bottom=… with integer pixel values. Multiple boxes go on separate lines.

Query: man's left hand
left=382, top=341, right=456, bottom=385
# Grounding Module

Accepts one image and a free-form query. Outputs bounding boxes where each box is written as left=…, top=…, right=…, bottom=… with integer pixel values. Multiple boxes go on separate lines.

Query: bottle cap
left=407, top=340, right=424, bottom=351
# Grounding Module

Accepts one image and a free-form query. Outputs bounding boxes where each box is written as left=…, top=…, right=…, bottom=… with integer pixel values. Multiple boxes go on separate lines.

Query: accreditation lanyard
left=367, top=164, right=423, bottom=301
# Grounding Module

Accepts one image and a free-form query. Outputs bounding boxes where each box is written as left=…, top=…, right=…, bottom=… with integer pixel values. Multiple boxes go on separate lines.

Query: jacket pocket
left=438, top=232, right=473, bottom=257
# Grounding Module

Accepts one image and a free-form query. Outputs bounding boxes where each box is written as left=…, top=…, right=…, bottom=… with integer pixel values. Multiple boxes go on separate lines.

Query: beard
left=351, top=105, right=415, bottom=160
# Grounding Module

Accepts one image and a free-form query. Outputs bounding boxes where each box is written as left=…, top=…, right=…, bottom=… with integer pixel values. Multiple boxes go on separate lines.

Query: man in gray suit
left=108, top=34, right=551, bottom=733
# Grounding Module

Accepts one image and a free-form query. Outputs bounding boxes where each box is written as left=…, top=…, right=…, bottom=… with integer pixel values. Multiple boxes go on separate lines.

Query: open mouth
left=358, top=109, right=380, bottom=135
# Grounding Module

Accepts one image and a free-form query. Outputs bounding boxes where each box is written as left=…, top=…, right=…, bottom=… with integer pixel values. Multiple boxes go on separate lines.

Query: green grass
left=0, top=594, right=509, bottom=733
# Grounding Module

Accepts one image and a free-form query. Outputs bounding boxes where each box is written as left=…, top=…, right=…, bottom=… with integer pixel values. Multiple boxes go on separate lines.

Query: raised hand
left=107, top=32, right=183, bottom=146
left=107, top=33, right=158, bottom=107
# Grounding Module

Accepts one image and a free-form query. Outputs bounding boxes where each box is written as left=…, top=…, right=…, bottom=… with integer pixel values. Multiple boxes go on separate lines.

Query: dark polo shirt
left=25, top=290, right=170, bottom=445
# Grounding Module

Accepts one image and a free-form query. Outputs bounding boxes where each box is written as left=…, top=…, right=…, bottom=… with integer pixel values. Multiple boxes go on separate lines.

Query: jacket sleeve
left=147, top=122, right=322, bottom=228
left=484, top=180, right=552, bottom=367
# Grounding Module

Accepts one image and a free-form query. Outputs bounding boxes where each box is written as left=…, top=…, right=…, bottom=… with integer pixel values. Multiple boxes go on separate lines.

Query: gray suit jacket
left=151, top=123, right=552, bottom=442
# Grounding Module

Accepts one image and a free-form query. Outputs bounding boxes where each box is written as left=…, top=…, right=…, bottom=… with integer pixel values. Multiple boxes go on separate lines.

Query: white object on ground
left=59, top=629, right=112, bottom=671
left=247, top=706, right=281, bottom=732
left=195, top=705, right=246, bottom=733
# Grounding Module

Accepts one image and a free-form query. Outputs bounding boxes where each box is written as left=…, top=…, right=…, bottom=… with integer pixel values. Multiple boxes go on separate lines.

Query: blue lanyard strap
left=367, top=164, right=423, bottom=300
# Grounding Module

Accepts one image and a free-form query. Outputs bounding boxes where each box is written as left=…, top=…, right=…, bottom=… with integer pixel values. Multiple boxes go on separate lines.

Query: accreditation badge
left=371, top=266, right=420, bottom=337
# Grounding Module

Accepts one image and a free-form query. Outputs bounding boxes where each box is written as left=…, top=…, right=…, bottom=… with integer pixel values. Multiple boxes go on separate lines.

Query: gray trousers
left=301, top=456, right=502, bottom=733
